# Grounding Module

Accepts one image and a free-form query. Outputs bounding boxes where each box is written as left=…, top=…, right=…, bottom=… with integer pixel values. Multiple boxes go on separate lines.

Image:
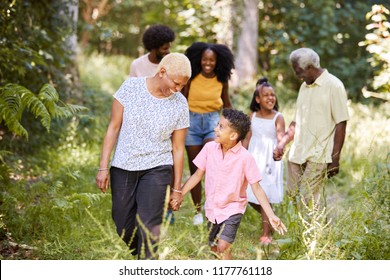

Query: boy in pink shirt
left=171, top=108, right=287, bottom=260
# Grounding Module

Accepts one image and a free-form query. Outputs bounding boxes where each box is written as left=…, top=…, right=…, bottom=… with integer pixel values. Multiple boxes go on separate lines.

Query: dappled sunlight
left=345, top=102, right=390, bottom=158
left=78, top=51, right=129, bottom=95
left=351, top=169, right=365, bottom=182
left=58, top=143, right=96, bottom=167
left=2, top=0, right=390, bottom=262
left=2, top=51, right=389, bottom=260
left=56, top=119, right=98, bottom=167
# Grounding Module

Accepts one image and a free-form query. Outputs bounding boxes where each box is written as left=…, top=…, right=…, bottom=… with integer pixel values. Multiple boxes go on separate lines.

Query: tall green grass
left=0, top=53, right=388, bottom=260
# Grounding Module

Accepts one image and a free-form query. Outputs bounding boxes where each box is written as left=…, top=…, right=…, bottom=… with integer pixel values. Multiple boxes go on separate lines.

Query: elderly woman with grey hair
left=96, top=53, right=191, bottom=259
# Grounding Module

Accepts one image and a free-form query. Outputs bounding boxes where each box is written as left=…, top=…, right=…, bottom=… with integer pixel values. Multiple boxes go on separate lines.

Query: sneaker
left=193, top=213, right=204, bottom=225
left=165, top=209, right=174, bottom=224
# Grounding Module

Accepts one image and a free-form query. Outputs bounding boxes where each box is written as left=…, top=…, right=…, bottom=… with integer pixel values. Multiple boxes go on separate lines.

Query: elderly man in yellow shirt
left=274, top=48, right=349, bottom=209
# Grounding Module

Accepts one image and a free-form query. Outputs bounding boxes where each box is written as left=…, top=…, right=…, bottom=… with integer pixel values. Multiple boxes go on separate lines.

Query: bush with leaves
left=0, top=83, right=85, bottom=139
left=0, top=0, right=85, bottom=168
left=0, top=1, right=76, bottom=94
left=359, top=4, right=390, bottom=101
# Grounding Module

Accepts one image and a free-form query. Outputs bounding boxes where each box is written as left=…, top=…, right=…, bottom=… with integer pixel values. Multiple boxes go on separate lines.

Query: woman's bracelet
left=98, top=167, right=109, bottom=171
left=172, top=189, right=182, bottom=194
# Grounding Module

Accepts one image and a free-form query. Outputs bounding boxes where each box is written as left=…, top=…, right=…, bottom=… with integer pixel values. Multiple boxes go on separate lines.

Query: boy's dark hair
left=185, top=42, right=235, bottom=83
left=249, top=77, right=279, bottom=112
left=222, top=108, right=251, bottom=142
left=142, top=24, right=175, bottom=51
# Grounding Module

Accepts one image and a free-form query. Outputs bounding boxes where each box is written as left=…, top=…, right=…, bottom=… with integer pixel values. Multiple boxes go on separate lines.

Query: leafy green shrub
left=0, top=0, right=76, bottom=96
left=2, top=53, right=389, bottom=260
left=0, top=83, right=86, bottom=139
left=359, top=4, right=390, bottom=101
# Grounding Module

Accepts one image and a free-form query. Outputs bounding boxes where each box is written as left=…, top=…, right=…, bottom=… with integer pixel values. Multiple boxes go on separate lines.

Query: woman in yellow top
left=182, top=42, right=235, bottom=225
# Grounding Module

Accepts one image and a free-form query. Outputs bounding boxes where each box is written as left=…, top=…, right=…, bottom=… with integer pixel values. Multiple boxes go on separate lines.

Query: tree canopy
left=1, top=0, right=388, bottom=102
left=77, top=0, right=388, bottom=101
left=0, top=0, right=389, bottom=263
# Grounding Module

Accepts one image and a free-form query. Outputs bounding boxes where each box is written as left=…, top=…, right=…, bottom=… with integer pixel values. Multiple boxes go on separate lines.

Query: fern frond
left=1, top=83, right=51, bottom=133
left=38, top=83, right=60, bottom=117
left=0, top=86, right=21, bottom=117
left=0, top=98, right=28, bottom=138
left=64, top=103, right=88, bottom=115
left=0, top=150, right=12, bottom=163
left=38, top=84, right=87, bottom=118
left=0, top=83, right=87, bottom=139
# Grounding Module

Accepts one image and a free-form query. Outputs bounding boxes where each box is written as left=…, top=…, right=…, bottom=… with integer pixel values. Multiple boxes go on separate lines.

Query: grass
left=0, top=52, right=389, bottom=260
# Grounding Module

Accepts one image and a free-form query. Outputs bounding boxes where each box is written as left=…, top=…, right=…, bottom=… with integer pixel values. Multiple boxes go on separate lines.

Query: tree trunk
left=214, top=0, right=234, bottom=49
left=63, top=0, right=82, bottom=99
left=231, top=0, right=259, bottom=87
left=80, top=0, right=111, bottom=48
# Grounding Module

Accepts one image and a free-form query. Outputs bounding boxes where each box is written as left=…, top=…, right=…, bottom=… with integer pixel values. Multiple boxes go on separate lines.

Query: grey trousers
left=110, top=165, right=173, bottom=259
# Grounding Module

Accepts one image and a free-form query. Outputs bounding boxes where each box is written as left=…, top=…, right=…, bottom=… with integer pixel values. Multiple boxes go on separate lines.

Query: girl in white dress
left=243, top=77, right=285, bottom=244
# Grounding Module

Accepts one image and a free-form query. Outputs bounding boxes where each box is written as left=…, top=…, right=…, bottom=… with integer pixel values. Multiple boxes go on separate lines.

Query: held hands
left=268, top=216, right=287, bottom=235
left=273, top=145, right=285, bottom=161
left=170, top=189, right=183, bottom=211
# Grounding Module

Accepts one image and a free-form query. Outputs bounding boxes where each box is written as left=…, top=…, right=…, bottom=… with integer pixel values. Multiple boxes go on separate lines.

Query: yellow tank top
left=188, top=74, right=223, bottom=113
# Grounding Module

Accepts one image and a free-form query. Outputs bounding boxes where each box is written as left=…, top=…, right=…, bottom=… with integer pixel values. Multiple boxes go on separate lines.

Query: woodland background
left=0, top=0, right=389, bottom=260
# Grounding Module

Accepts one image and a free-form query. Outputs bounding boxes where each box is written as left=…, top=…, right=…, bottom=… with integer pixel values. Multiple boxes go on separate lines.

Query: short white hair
left=157, top=52, right=192, bottom=78
left=289, top=48, right=321, bottom=69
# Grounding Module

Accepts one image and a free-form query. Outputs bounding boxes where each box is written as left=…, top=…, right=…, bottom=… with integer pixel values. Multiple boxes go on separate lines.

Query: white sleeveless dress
left=247, top=112, right=284, bottom=204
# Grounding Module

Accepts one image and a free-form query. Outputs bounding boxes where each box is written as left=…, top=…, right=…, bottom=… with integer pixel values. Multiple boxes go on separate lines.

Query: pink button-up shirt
left=193, top=141, right=262, bottom=224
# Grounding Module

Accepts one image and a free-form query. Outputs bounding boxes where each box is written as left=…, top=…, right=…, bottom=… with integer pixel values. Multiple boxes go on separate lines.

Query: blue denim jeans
left=185, top=111, right=220, bottom=146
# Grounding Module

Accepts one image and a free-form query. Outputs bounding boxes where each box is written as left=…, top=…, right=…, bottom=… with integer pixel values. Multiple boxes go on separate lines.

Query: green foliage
left=0, top=0, right=86, bottom=171
left=0, top=0, right=75, bottom=96
left=166, top=0, right=228, bottom=49
left=77, top=0, right=385, bottom=102
left=0, top=83, right=86, bottom=139
left=0, top=0, right=387, bottom=261
left=359, top=4, right=390, bottom=101
left=75, top=51, right=128, bottom=146
left=254, top=0, right=377, bottom=101
left=1, top=53, right=389, bottom=260
left=359, top=157, right=390, bottom=259
left=79, top=0, right=228, bottom=56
